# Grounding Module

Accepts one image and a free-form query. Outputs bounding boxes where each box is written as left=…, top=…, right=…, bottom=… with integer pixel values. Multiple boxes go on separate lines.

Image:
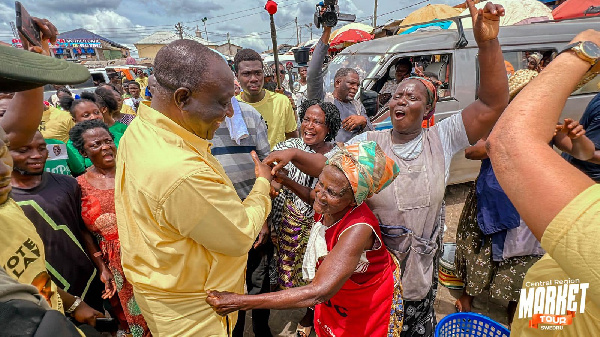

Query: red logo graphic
left=529, top=311, right=576, bottom=328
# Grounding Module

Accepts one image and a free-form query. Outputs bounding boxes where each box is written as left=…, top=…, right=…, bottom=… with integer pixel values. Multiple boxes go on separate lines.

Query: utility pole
left=305, top=23, right=313, bottom=40
left=175, top=22, right=184, bottom=39
left=373, top=0, right=378, bottom=28
left=295, top=17, right=299, bottom=46
left=201, top=17, right=209, bottom=43
left=227, top=32, right=232, bottom=57
left=9, top=21, right=18, bottom=40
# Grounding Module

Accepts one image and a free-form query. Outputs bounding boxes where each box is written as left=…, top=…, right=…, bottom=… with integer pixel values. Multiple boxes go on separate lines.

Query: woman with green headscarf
left=207, top=141, right=404, bottom=337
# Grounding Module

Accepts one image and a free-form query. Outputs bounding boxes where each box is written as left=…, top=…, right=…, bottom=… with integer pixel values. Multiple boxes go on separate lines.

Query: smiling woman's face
left=313, top=165, right=355, bottom=219
left=300, top=105, right=329, bottom=146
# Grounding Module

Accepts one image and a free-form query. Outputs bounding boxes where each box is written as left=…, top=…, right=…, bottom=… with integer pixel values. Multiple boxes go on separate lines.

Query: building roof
left=134, top=31, right=211, bottom=46
left=217, top=42, right=243, bottom=49
left=58, top=28, right=128, bottom=49
left=262, top=43, right=295, bottom=55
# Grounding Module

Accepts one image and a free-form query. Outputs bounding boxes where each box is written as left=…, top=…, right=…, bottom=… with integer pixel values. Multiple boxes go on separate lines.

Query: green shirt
left=66, top=122, right=127, bottom=176
left=43, top=139, right=71, bottom=176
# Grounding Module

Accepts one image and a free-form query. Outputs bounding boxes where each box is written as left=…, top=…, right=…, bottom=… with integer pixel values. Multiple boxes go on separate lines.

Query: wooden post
left=270, top=14, right=282, bottom=90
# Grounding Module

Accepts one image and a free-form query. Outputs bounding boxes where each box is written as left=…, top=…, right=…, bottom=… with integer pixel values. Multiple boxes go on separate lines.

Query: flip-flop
left=454, top=299, right=463, bottom=313
left=296, top=323, right=312, bottom=337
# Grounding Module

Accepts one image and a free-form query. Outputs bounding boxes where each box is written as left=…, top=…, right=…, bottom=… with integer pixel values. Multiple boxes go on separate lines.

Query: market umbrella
left=330, top=22, right=374, bottom=42
left=397, top=4, right=462, bottom=34
left=449, top=0, right=553, bottom=29
left=329, top=29, right=373, bottom=52
left=553, top=0, right=600, bottom=20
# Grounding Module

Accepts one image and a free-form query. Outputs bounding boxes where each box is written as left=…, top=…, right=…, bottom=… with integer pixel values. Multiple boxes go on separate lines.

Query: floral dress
left=77, top=174, right=151, bottom=337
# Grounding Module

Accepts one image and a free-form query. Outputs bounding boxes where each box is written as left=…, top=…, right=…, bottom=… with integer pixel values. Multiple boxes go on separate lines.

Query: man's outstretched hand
left=252, top=150, right=274, bottom=182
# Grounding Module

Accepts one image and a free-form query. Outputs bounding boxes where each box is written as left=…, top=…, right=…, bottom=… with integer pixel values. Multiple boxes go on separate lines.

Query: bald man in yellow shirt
left=115, top=40, right=273, bottom=336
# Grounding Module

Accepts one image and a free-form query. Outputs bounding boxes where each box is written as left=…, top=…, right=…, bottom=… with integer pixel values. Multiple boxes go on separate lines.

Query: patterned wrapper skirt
left=454, top=182, right=541, bottom=302
left=274, top=197, right=313, bottom=289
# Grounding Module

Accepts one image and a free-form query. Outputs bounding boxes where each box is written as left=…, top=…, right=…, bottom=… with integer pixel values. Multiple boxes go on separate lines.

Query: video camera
left=314, top=0, right=356, bottom=29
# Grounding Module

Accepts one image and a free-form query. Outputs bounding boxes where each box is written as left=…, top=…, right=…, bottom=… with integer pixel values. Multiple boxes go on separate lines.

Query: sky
left=0, top=0, right=457, bottom=56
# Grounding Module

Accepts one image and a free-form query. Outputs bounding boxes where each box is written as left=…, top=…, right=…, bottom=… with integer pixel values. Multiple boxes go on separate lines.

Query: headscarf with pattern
left=508, top=69, right=538, bottom=101
left=326, top=141, right=400, bottom=205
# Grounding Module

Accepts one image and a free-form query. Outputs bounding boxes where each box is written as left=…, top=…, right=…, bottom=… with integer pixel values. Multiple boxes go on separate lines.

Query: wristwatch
left=559, top=41, right=600, bottom=66
left=65, top=296, right=82, bottom=314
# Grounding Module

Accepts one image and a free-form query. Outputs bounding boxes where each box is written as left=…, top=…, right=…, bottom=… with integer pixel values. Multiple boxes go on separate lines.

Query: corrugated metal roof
left=134, top=31, right=211, bottom=45
left=58, top=28, right=129, bottom=49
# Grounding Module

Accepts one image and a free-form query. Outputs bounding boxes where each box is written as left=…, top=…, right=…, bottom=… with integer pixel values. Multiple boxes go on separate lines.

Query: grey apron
left=366, top=129, right=446, bottom=301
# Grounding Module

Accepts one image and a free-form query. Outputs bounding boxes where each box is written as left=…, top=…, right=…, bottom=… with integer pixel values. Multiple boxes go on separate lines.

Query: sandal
left=296, top=323, right=312, bottom=337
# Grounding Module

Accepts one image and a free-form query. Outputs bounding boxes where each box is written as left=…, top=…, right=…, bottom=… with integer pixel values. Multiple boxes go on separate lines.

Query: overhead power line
left=87, top=0, right=312, bottom=33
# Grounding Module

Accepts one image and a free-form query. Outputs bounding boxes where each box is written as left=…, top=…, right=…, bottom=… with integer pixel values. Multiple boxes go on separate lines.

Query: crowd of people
left=0, top=1, right=599, bottom=337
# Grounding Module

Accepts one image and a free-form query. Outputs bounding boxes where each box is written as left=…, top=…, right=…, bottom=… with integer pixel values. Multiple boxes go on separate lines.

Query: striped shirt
left=212, top=102, right=270, bottom=200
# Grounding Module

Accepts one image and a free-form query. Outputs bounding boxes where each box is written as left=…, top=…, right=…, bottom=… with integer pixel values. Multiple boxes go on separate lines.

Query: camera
left=314, top=0, right=356, bottom=29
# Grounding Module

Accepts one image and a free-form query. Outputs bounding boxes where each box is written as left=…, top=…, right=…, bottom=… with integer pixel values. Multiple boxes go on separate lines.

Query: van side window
left=377, top=53, right=453, bottom=107
left=503, top=49, right=599, bottom=95
left=91, top=73, right=106, bottom=87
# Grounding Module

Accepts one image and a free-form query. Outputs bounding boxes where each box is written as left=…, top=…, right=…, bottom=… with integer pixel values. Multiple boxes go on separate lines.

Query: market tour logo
left=519, top=279, right=589, bottom=330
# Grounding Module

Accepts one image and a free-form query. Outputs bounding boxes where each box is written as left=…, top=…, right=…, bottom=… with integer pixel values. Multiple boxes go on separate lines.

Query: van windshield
left=324, top=53, right=382, bottom=93
left=70, top=76, right=95, bottom=89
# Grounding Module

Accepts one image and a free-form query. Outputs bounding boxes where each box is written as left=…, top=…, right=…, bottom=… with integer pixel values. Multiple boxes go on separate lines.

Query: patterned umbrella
left=330, top=22, right=374, bottom=41
left=397, top=4, right=462, bottom=34
left=329, top=29, right=373, bottom=52
left=449, top=0, right=553, bottom=29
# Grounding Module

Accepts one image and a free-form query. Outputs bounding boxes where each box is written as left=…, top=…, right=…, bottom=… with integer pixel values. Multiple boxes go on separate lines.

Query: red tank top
left=314, top=203, right=395, bottom=337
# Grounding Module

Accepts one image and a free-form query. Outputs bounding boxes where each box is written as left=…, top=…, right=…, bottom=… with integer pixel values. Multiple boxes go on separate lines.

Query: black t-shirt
left=11, top=172, right=104, bottom=312
left=562, top=92, right=600, bottom=183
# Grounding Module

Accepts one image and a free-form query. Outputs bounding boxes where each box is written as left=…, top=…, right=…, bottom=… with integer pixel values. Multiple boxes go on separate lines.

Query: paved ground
left=242, top=183, right=509, bottom=336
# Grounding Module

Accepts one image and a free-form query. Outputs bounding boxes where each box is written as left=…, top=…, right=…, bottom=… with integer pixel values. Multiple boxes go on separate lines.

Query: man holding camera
left=307, top=25, right=373, bottom=143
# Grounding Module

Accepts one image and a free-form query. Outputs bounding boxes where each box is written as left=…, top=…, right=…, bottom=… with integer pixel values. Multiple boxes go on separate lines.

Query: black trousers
left=232, top=241, right=274, bottom=337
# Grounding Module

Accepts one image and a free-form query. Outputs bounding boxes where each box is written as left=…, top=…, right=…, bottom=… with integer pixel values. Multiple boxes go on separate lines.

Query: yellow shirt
left=120, top=103, right=136, bottom=116
left=39, top=106, right=75, bottom=144
left=0, top=199, right=61, bottom=312
left=237, top=90, right=297, bottom=149
left=512, top=184, right=600, bottom=336
left=136, top=77, right=149, bottom=100
left=115, top=103, right=271, bottom=336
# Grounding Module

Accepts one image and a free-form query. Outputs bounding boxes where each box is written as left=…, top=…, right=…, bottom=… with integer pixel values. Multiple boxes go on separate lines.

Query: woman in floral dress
left=70, top=119, right=150, bottom=336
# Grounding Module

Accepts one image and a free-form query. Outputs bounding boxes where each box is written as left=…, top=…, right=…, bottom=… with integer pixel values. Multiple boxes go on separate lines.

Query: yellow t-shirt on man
left=237, top=90, right=297, bottom=149
left=39, top=106, right=74, bottom=144
left=120, top=103, right=136, bottom=116
left=136, top=76, right=149, bottom=100
left=114, top=103, right=272, bottom=336
left=511, top=184, right=600, bottom=336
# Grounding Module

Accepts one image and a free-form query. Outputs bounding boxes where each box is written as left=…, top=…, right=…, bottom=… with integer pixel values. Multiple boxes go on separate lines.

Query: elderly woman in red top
left=207, top=141, right=402, bottom=337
